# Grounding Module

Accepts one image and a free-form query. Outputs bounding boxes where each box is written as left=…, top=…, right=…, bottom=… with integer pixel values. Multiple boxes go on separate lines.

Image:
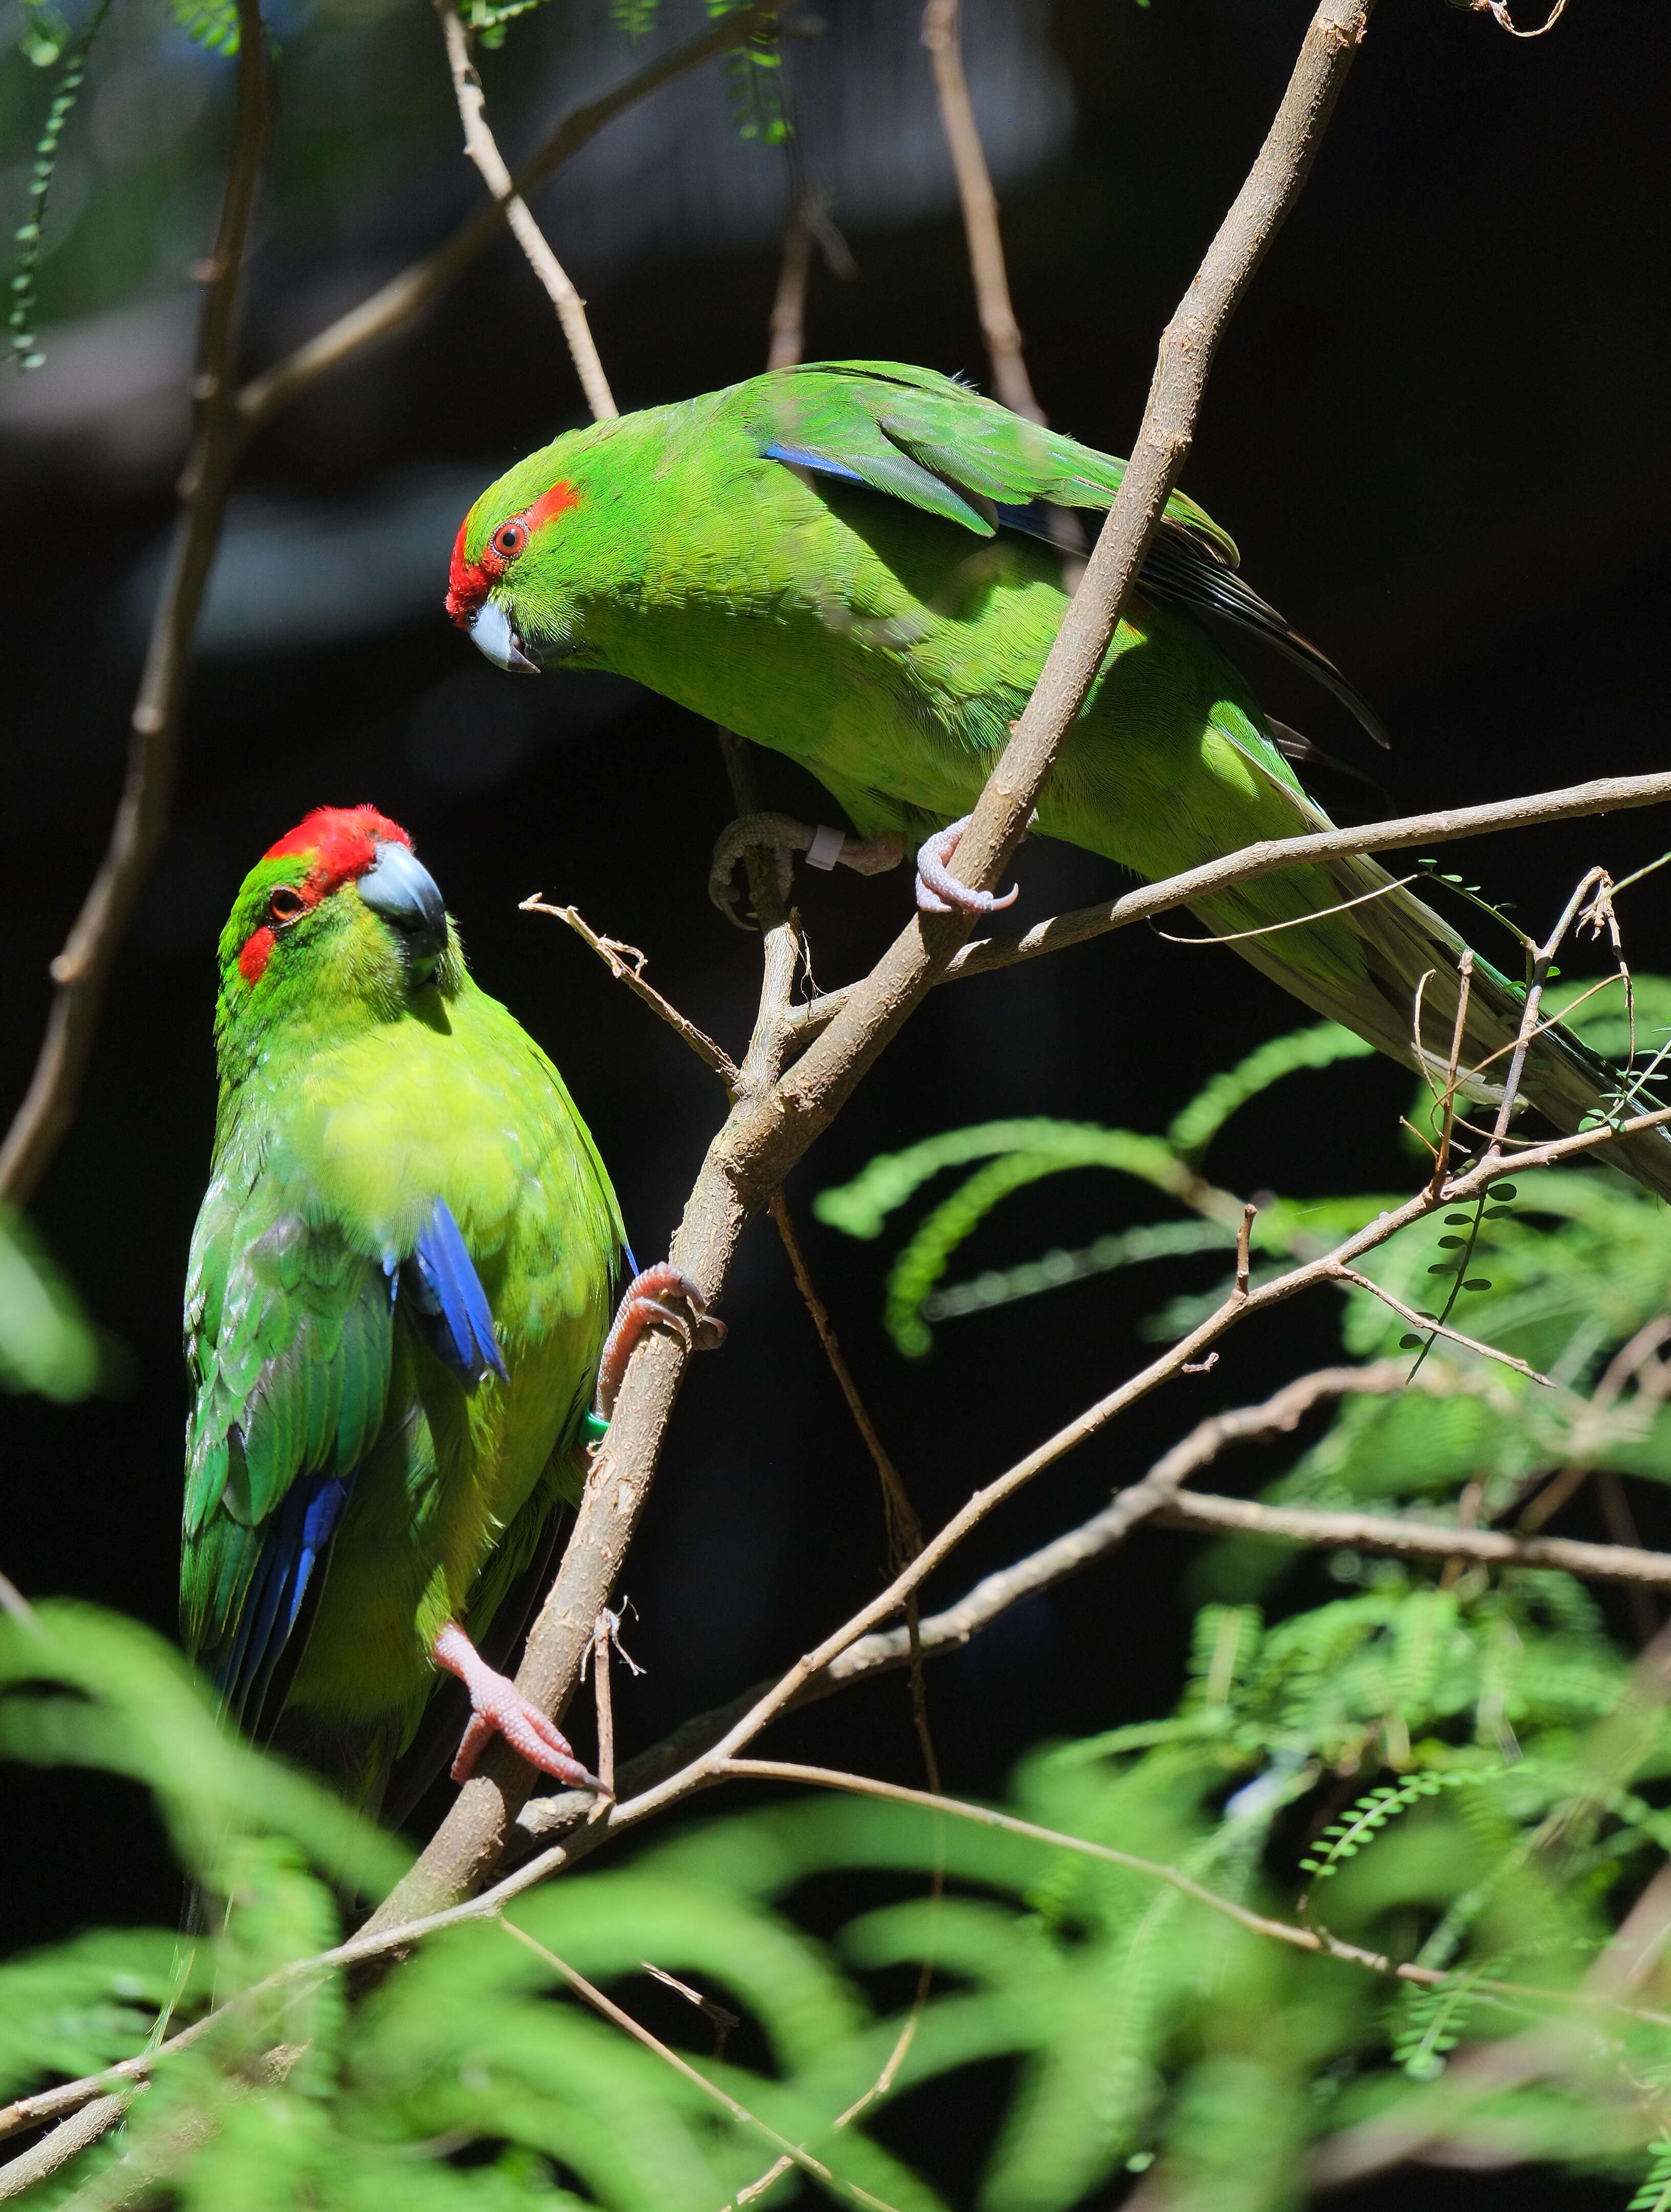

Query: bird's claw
left=594, top=1262, right=725, bottom=1421
left=709, top=813, right=903, bottom=929
left=433, top=1621, right=607, bottom=1791
left=914, top=816, right=1020, bottom=915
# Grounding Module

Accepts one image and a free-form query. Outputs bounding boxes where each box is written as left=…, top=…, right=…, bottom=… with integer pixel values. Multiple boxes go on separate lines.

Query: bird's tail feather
left=1198, top=855, right=1671, bottom=1203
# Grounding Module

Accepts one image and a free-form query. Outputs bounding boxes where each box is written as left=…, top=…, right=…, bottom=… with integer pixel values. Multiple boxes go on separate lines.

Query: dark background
left=3, top=0, right=1669, bottom=2201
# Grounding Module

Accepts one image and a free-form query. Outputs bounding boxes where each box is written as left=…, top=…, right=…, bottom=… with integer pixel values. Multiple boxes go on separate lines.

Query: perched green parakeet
left=181, top=805, right=708, bottom=1809
left=447, top=359, right=1671, bottom=1196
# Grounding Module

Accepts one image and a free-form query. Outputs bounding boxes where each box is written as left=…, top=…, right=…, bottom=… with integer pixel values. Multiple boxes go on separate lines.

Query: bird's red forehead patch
left=265, top=805, right=412, bottom=897
left=445, top=478, right=580, bottom=627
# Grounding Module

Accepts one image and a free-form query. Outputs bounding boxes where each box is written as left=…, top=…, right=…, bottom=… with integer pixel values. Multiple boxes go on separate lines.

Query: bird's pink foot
left=594, top=1263, right=725, bottom=1422
left=915, top=816, right=1020, bottom=916
left=433, top=1621, right=605, bottom=1790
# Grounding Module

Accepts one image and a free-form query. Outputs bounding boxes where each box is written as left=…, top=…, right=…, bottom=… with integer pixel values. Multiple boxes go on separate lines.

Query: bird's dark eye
left=492, top=520, right=528, bottom=559
left=268, top=885, right=309, bottom=924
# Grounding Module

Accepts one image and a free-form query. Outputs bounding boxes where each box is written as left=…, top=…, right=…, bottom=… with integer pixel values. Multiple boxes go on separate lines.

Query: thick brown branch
left=437, top=0, right=616, bottom=418
left=0, top=0, right=271, bottom=1207
left=726, top=0, right=1376, bottom=1166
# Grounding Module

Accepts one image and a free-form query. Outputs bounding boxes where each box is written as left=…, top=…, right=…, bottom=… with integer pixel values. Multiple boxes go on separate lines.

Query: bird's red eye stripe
left=445, top=479, right=580, bottom=627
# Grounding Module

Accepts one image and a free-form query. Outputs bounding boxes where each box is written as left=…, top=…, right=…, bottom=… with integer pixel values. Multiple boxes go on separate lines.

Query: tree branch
left=235, top=1, right=788, bottom=433
left=520, top=897, right=738, bottom=1082
left=0, top=0, right=271, bottom=1207
left=436, top=0, right=616, bottom=419
left=920, top=0, right=1042, bottom=422
left=787, top=769, right=1671, bottom=1037
left=1159, top=1490, right=1671, bottom=1589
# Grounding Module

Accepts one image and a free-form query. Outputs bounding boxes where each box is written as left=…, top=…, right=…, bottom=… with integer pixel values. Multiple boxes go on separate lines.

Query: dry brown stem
left=0, top=0, right=271, bottom=1207
left=437, top=0, right=616, bottom=419
left=236, top=2, right=787, bottom=433
left=521, top=897, right=738, bottom=1081
left=920, top=0, right=1042, bottom=422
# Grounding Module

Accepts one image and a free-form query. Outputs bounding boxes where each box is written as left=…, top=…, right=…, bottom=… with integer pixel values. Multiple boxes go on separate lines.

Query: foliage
left=9, top=1555, right=1671, bottom=2206
left=0, top=1204, right=109, bottom=1400
left=13, top=1022, right=1671, bottom=2204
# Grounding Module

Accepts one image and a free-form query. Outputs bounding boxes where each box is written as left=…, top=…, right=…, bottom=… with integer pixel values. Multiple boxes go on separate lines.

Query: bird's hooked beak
left=358, top=841, right=448, bottom=982
left=469, top=597, right=539, bottom=675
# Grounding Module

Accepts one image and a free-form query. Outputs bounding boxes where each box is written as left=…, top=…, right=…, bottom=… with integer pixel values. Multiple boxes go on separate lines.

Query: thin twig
left=1327, top=1266, right=1552, bottom=1385
left=0, top=0, right=271, bottom=1206
left=920, top=0, right=1041, bottom=423
left=785, top=771, right=1671, bottom=1037
left=498, top=1921, right=902, bottom=2212
left=766, top=193, right=815, bottom=370
left=1156, top=1491, right=1671, bottom=1590
left=1484, top=868, right=1603, bottom=1162
left=436, top=0, right=616, bottom=419
left=711, top=1761, right=1671, bottom=2020
left=521, top=897, right=738, bottom=1081
left=235, top=2, right=788, bottom=433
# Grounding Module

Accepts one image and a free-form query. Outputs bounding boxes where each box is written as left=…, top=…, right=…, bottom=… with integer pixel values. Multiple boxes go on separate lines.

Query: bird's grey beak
left=358, top=841, right=448, bottom=977
left=470, top=597, right=539, bottom=674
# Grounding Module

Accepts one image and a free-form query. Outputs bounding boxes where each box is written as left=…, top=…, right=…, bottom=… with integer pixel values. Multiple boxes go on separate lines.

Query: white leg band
left=805, top=823, right=847, bottom=872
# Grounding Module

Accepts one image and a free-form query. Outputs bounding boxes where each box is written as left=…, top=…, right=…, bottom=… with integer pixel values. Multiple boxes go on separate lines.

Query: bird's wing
left=753, top=361, right=1388, bottom=750
left=181, top=1166, right=503, bottom=1732
left=754, top=360, right=1238, bottom=560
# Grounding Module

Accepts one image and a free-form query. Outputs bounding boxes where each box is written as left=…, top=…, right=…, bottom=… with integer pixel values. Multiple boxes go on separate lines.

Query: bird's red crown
left=236, top=806, right=414, bottom=987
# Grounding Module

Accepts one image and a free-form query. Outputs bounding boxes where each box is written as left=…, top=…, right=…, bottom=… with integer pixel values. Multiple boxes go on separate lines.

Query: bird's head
left=218, top=806, right=458, bottom=1021
left=447, top=422, right=622, bottom=673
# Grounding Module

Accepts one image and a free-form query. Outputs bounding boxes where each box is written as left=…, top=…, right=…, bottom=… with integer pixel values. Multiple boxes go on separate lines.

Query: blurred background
left=3, top=0, right=1669, bottom=2198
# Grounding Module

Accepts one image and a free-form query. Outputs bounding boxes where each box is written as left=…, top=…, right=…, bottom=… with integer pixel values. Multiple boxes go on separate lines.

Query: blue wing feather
left=402, top=1196, right=508, bottom=1387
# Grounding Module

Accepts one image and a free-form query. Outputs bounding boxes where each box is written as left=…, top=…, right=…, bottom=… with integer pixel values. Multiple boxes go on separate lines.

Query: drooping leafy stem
left=1297, top=1768, right=1492, bottom=1908
left=7, top=0, right=114, bottom=372
left=1400, top=1185, right=1516, bottom=1378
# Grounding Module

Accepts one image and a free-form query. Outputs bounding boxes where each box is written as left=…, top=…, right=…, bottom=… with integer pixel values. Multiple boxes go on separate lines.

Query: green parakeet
left=447, top=360, right=1671, bottom=1196
left=180, top=804, right=713, bottom=1808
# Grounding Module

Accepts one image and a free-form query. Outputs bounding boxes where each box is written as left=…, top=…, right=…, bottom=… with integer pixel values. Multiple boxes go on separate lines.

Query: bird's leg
left=914, top=815, right=1020, bottom=916
left=709, top=812, right=903, bottom=929
left=433, top=1620, right=606, bottom=1791
left=593, top=1262, right=726, bottom=1422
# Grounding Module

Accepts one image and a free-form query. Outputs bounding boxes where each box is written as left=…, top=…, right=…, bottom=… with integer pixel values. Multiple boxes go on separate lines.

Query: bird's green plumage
left=181, top=812, right=623, bottom=1804
left=456, top=361, right=1671, bottom=1197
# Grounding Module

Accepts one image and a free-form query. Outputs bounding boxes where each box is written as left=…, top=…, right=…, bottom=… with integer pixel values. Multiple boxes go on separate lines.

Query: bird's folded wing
left=181, top=1167, right=395, bottom=1728
left=756, top=361, right=1387, bottom=749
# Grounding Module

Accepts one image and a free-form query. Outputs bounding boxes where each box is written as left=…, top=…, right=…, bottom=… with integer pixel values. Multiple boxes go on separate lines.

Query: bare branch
left=766, top=193, right=815, bottom=371
left=498, top=1921, right=902, bottom=2212
left=235, top=1, right=788, bottom=432
left=1158, top=1490, right=1671, bottom=1590
left=436, top=0, right=616, bottom=419
left=711, top=1760, right=1671, bottom=2026
left=920, top=0, right=1041, bottom=423
left=0, top=0, right=271, bottom=1207
left=1326, top=1266, right=1552, bottom=1385
left=521, top=897, right=738, bottom=1082
left=787, top=769, right=1671, bottom=1036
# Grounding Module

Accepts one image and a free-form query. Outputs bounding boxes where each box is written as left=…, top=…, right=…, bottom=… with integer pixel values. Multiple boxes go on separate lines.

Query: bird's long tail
left=1191, top=849, right=1671, bottom=1202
